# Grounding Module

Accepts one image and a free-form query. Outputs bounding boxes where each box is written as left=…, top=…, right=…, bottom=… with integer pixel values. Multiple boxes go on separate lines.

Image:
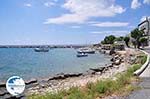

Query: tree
left=124, top=36, right=130, bottom=47
left=115, top=36, right=124, bottom=41
left=131, top=39, right=137, bottom=48
left=103, top=35, right=116, bottom=44
left=139, top=37, right=148, bottom=48
left=101, top=40, right=105, bottom=44
left=131, top=28, right=144, bottom=48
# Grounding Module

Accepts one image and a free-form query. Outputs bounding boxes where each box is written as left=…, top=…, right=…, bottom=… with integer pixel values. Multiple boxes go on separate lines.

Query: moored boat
left=34, top=48, right=49, bottom=52
left=77, top=48, right=95, bottom=54
left=76, top=53, right=88, bottom=57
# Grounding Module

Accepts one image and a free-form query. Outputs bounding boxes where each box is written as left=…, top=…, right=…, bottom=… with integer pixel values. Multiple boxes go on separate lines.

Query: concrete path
left=140, top=66, right=150, bottom=77
left=126, top=47, right=150, bottom=99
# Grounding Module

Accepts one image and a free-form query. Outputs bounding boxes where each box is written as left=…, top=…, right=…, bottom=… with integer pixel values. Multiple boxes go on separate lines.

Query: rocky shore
left=0, top=48, right=139, bottom=99
left=25, top=49, right=133, bottom=95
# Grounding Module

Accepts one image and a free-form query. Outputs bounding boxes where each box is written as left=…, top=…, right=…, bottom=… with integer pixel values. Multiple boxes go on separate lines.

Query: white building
left=138, top=17, right=150, bottom=46
left=138, top=17, right=150, bottom=35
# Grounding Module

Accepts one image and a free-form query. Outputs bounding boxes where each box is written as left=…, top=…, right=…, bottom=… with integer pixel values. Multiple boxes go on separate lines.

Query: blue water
left=0, top=48, right=111, bottom=81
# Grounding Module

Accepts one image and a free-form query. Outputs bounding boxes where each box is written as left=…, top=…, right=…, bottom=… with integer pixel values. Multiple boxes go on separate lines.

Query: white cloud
left=24, top=3, right=32, bottom=7
left=44, top=2, right=55, bottom=7
left=70, top=26, right=81, bottom=28
left=44, top=0, right=125, bottom=24
left=91, top=30, right=129, bottom=35
left=141, top=16, right=147, bottom=22
left=131, top=0, right=141, bottom=9
left=140, top=16, right=150, bottom=22
left=91, top=22, right=129, bottom=27
left=143, top=0, right=150, bottom=4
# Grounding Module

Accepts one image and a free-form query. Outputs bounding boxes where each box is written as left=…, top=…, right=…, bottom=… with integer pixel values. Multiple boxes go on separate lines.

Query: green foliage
left=135, top=54, right=147, bottom=64
left=95, top=80, right=108, bottom=93
left=66, top=87, right=84, bottom=99
left=101, top=35, right=116, bottom=44
left=139, top=37, right=148, bottom=43
left=131, top=28, right=144, bottom=40
left=126, top=64, right=141, bottom=77
left=139, top=37, right=148, bottom=47
left=139, top=54, right=147, bottom=64
left=115, top=36, right=124, bottom=41
left=28, top=92, right=63, bottom=99
left=100, top=28, right=146, bottom=48
left=131, top=28, right=144, bottom=48
left=124, top=36, right=130, bottom=47
left=101, top=40, right=105, bottom=44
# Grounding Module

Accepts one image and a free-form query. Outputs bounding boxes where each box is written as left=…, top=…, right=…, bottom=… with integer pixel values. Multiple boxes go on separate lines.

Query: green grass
left=28, top=53, right=147, bottom=99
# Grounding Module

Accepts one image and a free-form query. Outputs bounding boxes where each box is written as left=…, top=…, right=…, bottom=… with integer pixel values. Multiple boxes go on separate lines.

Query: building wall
left=138, top=18, right=150, bottom=36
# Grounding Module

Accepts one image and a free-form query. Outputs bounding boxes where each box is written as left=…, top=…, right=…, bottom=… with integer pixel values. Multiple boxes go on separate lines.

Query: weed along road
left=139, top=47, right=150, bottom=77
left=127, top=47, right=150, bottom=99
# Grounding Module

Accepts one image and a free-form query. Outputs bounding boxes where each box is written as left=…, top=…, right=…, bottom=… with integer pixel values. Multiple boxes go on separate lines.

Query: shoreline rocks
left=110, top=54, right=123, bottom=65
left=48, top=73, right=83, bottom=81
left=25, top=78, right=37, bottom=85
left=0, top=91, right=8, bottom=96
left=90, top=67, right=105, bottom=72
left=0, top=82, right=5, bottom=88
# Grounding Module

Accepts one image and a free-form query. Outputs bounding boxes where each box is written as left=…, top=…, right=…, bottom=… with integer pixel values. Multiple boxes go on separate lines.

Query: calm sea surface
left=0, top=48, right=111, bottom=81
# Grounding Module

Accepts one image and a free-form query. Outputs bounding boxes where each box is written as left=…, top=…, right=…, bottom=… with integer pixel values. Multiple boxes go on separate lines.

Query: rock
left=103, top=67, right=107, bottom=71
left=0, top=88, right=8, bottom=96
left=49, top=75, right=65, bottom=80
left=0, top=91, right=6, bottom=96
left=39, top=83, right=48, bottom=88
left=101, top=50, right=106, bottom=54
left=0, top=82, right=5, bottom=87
left=109, top=47, right=115, bottom=55
left=114, top=59, right=121, bottom=65
left=110, top=58, right=114, bottom=62
left=95, top=72, right=102, bottom=75
left=90, top=67, right=105, bottom=72
left=25, top=78, right=37, bottom=85
left=64, top=73, right=83, bottom=78
left=114, top=65, right=119, bottom=68
left=84, top=70, right=96, bottom=75
left=25, top=82, right=39, bottom=89
left=107, top=63, right=113, bottom=67
left=49, top=73, right=83, bottom=81
left=3, top=94, right=24, bottom=99
left=57, top=72, right=64, bottom=76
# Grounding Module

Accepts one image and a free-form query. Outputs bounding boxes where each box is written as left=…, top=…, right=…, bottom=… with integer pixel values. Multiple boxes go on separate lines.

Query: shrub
left=66, top=87, right=84, bottom=99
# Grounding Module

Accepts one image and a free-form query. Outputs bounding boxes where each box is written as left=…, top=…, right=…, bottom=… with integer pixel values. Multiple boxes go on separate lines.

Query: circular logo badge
left=6, top=76, right=25, bottom=96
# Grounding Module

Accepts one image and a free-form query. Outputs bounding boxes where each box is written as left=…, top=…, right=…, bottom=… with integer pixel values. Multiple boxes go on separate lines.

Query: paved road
left=140, top=48, right=150, bottom=77
left=127, top=47, right=150, bottom=99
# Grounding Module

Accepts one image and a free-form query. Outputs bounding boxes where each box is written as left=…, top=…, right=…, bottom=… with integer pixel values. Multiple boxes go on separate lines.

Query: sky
left=0, top=0, right=150, bottom=45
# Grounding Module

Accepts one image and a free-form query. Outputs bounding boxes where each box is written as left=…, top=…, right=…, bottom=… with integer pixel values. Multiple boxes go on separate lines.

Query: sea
left=0, top=48, right=111, bottom=82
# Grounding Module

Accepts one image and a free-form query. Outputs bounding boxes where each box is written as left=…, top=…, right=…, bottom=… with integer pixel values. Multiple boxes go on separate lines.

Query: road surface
left=127, top=47, right=150, bottom=99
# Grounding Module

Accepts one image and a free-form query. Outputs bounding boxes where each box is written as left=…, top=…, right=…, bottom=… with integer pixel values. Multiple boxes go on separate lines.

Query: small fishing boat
left=77, top=48, right=95, bottom=54
left=34, top=48, right=49, bottom=52
left=76, top=53, right=88, bottom=57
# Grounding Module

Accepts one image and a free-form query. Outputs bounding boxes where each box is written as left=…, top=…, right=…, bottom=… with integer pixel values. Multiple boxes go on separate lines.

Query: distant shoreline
left=0, top=44, right=90, bottom=48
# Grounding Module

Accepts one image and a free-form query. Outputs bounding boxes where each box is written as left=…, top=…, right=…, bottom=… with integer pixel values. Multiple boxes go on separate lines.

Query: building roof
left=138, top=17, right=150, bottom=27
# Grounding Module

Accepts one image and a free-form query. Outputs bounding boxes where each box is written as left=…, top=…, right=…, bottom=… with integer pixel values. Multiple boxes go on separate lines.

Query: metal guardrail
left=134, top=50, right=150, bottom=76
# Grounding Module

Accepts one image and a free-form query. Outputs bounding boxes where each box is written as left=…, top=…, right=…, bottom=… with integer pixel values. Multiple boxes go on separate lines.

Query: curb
left=133, top=50, right=150, bottom=76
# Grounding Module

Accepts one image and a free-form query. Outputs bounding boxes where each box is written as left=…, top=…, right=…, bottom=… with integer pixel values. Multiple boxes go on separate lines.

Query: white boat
left=76, top=53, right=88, bottom=57
left=34, top=48, right=49, bottom=52
left=77, top=48, right=95, bottom=54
